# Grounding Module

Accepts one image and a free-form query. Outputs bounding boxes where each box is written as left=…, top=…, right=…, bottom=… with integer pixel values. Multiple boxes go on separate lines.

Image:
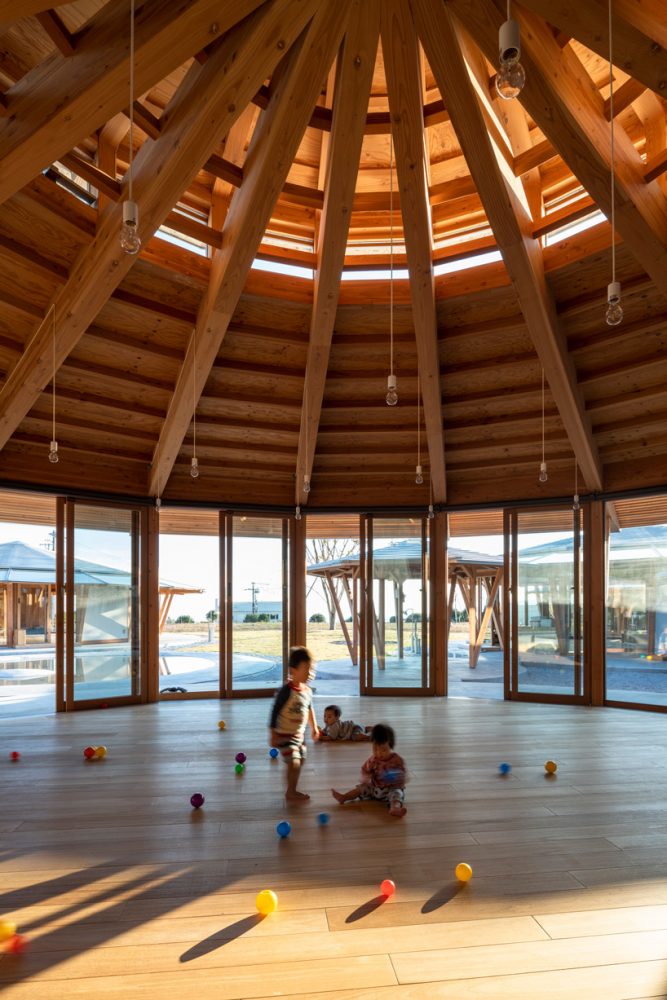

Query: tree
left=309, top=613, right=326, bottom=623
left=244, top=613, right=259, bottom=623
left=257, top=613, right=270, bottom=622
left=175, top=614, right=194, bottom=624
left=205, top=610, right=218, bottom=622
left=306, top=537, right=358, bottom=631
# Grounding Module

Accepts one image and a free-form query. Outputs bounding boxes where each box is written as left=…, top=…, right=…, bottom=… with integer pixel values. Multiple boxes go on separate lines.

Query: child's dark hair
left=288, top=645, right=313, bottom=671
left=324, top=704, right=341, bottom=718
left=370, top=723, right=395, bottom=748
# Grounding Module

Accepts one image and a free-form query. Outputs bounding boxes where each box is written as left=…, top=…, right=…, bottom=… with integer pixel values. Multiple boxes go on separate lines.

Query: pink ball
left=235, top=752, right=246, bottom=764
left=380, top=879, right=396, bottom=897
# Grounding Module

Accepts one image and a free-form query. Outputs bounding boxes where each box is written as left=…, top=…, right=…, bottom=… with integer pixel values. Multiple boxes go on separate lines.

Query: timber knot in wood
left=354, top=55, right=361, bottom=67
left=277, top=39, right=285, bottom=50
left=210, top=22, right=219, bottom=35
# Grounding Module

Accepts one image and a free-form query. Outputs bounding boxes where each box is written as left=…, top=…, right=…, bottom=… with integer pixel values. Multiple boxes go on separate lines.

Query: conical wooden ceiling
left=0, top=0, right=665, bottom=510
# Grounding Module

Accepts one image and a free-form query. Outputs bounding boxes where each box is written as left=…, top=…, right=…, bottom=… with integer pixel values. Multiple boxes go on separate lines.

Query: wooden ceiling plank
left=453, top=0, right=667, bottom=294
left=0, top=0, right=320, bottom=453
left=0, top=0, right=268, bottom=207
left=148, top=0, right=353, bottom=497
left=518, top=0, right=667, bottom=99
left=414, top=2, right=603, bottom=490
left=381, top=0, right=447, bottom=502
left=35, top=10, right=75, bottom=57
left=296, top=0, right=380, bottom=505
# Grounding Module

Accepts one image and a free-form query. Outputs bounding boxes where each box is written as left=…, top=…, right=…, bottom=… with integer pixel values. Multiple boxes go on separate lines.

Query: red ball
left=83, top=746, right=96, bottom=759
left=6, top=934, right=27, bottom=955
left=10, top=751, right=20, bottom=761
left=380, top=878, right=396, bottom=897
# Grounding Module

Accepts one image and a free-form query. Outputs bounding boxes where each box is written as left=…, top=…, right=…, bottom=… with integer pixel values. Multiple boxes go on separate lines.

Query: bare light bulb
left=496, top=18, right=525, bottom=100
left=190, top=456, right=199, bottom=479
left=606, top=281, right=623, bottom=326
left=386, top=373, right=398, bottom=407
left=539, top=460, right=548, bottom=483
left=155, top=496, right=162, bottom=511
left=573, top=493, right=580, bottom=512
left=428, top=504, right=434, bottom=520
left=303, top=476, right=311, bottom=494
left=120, top=200, right=141, bottom=255
left=48, top=440, right=59, bottom=464
left=295, top=505, right=301, bottom=521
left=415, top=464, right=424, bottom=485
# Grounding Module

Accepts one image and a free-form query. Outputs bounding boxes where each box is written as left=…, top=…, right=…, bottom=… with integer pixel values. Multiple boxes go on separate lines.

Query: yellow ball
left=0, top=921, right=16, bottom=942
left=255, top=889, right=278, bottom=915
left=455, top=862, right=473, bottom=882
left=218, top=721, right=226, bottom=730
left=545, top=760, right=557, bottom=773
left=94, top=746, right=107, bottom=758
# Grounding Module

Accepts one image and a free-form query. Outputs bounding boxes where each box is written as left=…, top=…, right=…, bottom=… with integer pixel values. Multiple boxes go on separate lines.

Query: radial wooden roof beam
left=518, top=0, right=667, bottom=99
left=0, top=0, right=267, bottom=207
left=148, top=0, right=353, bottom=498
left=0, top=0, right=319, bottom=452
left=414, top=0, right=602, bottom=491
left=381, top=0, right=447, bottom=502
left=295, top=0, right=380, bottom=506
left=452, top=0, right=667, bottom=295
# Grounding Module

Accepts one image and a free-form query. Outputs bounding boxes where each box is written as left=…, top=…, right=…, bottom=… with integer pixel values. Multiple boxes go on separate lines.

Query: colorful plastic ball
left=544, top=760, right=558, bottom=774
left=5, top=933, right=27, bottom=955
left=83, top=746, right=96, bottom=760
left=380, top=878, right=396, bottom=896
left=190, top=792, right=205, bottom=809
left=234, top=763, right=245, bottom=775
left=498, top=762, right=511, bottom=775
left=269, top=747, right=279, bottom=759
left=317, top=812, right=330, bottom=826
left=455, top=862, right=473, bottom=882
left=218, top=720, right=226, bottom=730
left=276, top=820, right=291, bottom=838
left=10, top=751, right=20, bottom=761
left=235, top=752, right=247, bottom=764
left=94, top=746, right=107, bottom=759
left=255, top=889, right=278, bottom=915
left=0, top=921, right=16, bottom=942
left=100, top=702, right=109, bottom=709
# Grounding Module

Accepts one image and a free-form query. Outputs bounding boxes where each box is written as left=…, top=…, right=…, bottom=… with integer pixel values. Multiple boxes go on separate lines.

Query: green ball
left=235, top=762, right=245, bottom=775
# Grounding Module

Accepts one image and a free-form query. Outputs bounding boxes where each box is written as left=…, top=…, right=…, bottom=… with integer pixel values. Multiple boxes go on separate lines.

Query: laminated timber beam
left=0, top=0, right=319, bottom=452
left=295, top=0, right=380, bottom=506
left=381, top=0, right=447, bottom=502
left=452, top=0, right=667, bottom=296
left=0, top=0, right=268, bottom=207
left=414, top=0, right=603, bottom=491
left=517, top=0, right=667, bottom=99
left=148, top=0, right=353, bottom=498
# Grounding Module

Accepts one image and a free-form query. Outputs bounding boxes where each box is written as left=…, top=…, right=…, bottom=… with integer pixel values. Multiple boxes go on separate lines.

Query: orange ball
left=544, top=760, right=558, bottom=774
left=94, top=746, right=107, bottom=758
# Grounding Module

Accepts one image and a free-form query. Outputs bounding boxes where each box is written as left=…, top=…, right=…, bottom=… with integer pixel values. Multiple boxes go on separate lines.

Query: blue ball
left=498, top=762, right=511, bottom=775
left=276, top=820, right=291, bottom=838
left=269, top=747, right=279, bottom=759
left=317, top=812, right=330, bottom=826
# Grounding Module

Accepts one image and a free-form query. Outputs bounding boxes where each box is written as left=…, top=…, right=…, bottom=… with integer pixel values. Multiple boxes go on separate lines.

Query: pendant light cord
left=608, top=0, right=616, bottom=284
left=128, top=0, right=135, bottom=202
left=417, top=374, right=421, bottom=468
left=389, top=130, right=394, bottom=379
left=50, top=303, right=56, bottom=442
left=192, top=328, right=196, bottom=459
left=541, top=368, right=545, bottom=464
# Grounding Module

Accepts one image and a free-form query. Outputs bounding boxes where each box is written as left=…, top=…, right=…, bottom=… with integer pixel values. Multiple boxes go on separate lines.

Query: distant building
left=232, top=601, right=283, bottom=623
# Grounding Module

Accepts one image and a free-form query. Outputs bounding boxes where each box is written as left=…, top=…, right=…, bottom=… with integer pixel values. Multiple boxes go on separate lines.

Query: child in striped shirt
left=319, top=704, right=371, bottom=742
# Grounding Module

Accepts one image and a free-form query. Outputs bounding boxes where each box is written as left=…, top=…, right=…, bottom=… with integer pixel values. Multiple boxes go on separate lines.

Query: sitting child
left=320, top=704, right=371, bottom=742
left=331, top=722, right=407, bottom=817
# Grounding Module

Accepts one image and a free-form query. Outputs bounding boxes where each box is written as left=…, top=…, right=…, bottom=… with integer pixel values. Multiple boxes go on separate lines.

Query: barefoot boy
left=269, top=646, right=320, bottom=802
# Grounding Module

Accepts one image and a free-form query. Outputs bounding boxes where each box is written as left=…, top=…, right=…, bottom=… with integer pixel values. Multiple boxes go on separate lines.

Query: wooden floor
left=2, top=696, right=667, bottom=999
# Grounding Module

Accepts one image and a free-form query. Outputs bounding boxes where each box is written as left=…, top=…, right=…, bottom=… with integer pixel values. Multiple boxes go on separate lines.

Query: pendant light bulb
left=386, top=373, right=398, bottom=406
left=539, top=460, right=548, bottom=483
left=295, top=504, right=302, bottom=521
left=190, top=456, right=199, bottom=479
left=415, top=464, right=424, bottom=486
left=496, top=17, right=525, bottom=100
left=48, top=440, right=59, bottom=464
left=120, top=200, right=141, bottom=255
left=606, top=281, right=623, bottom=326
left=428, top=503, right=434, bottom=520
left=303, top=475, right=311, bottom=494
left=155, top=496, right=162, bottom=511
left=573, top=493, right=580, bottom=512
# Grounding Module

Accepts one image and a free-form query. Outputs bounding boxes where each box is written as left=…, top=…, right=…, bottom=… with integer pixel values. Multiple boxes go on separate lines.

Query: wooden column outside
left=431, top=511, right=448, bottom=696
left=587, top=500, right=606, bottom=705
left=144, top=505, right=160, bottom=703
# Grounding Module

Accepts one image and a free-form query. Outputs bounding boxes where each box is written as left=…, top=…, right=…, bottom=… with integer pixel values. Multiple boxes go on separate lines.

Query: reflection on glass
left=514, top=514, right=581, bottom=696
left=605, top=516, right=667, bottom=706
left=72, top=507, right=140, bottom=702
left=232, top=517, right=285, bottom=691
left=370, top=520, right=427, bottom=690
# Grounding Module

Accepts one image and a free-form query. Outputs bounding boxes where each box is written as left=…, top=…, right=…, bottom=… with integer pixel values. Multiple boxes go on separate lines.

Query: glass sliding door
left=364, top=517, right=430, bottom=694
left=507, top=507, right=584, bottom=701
left=229, top=516, right=287, bottom=693
left=66, top=502, right=144, bottom=707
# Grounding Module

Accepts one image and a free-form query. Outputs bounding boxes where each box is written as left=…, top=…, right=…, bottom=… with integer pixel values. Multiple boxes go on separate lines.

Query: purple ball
left=190, top=792, right=205, bottom=809
left=235, top=752, right=247, bottom=764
